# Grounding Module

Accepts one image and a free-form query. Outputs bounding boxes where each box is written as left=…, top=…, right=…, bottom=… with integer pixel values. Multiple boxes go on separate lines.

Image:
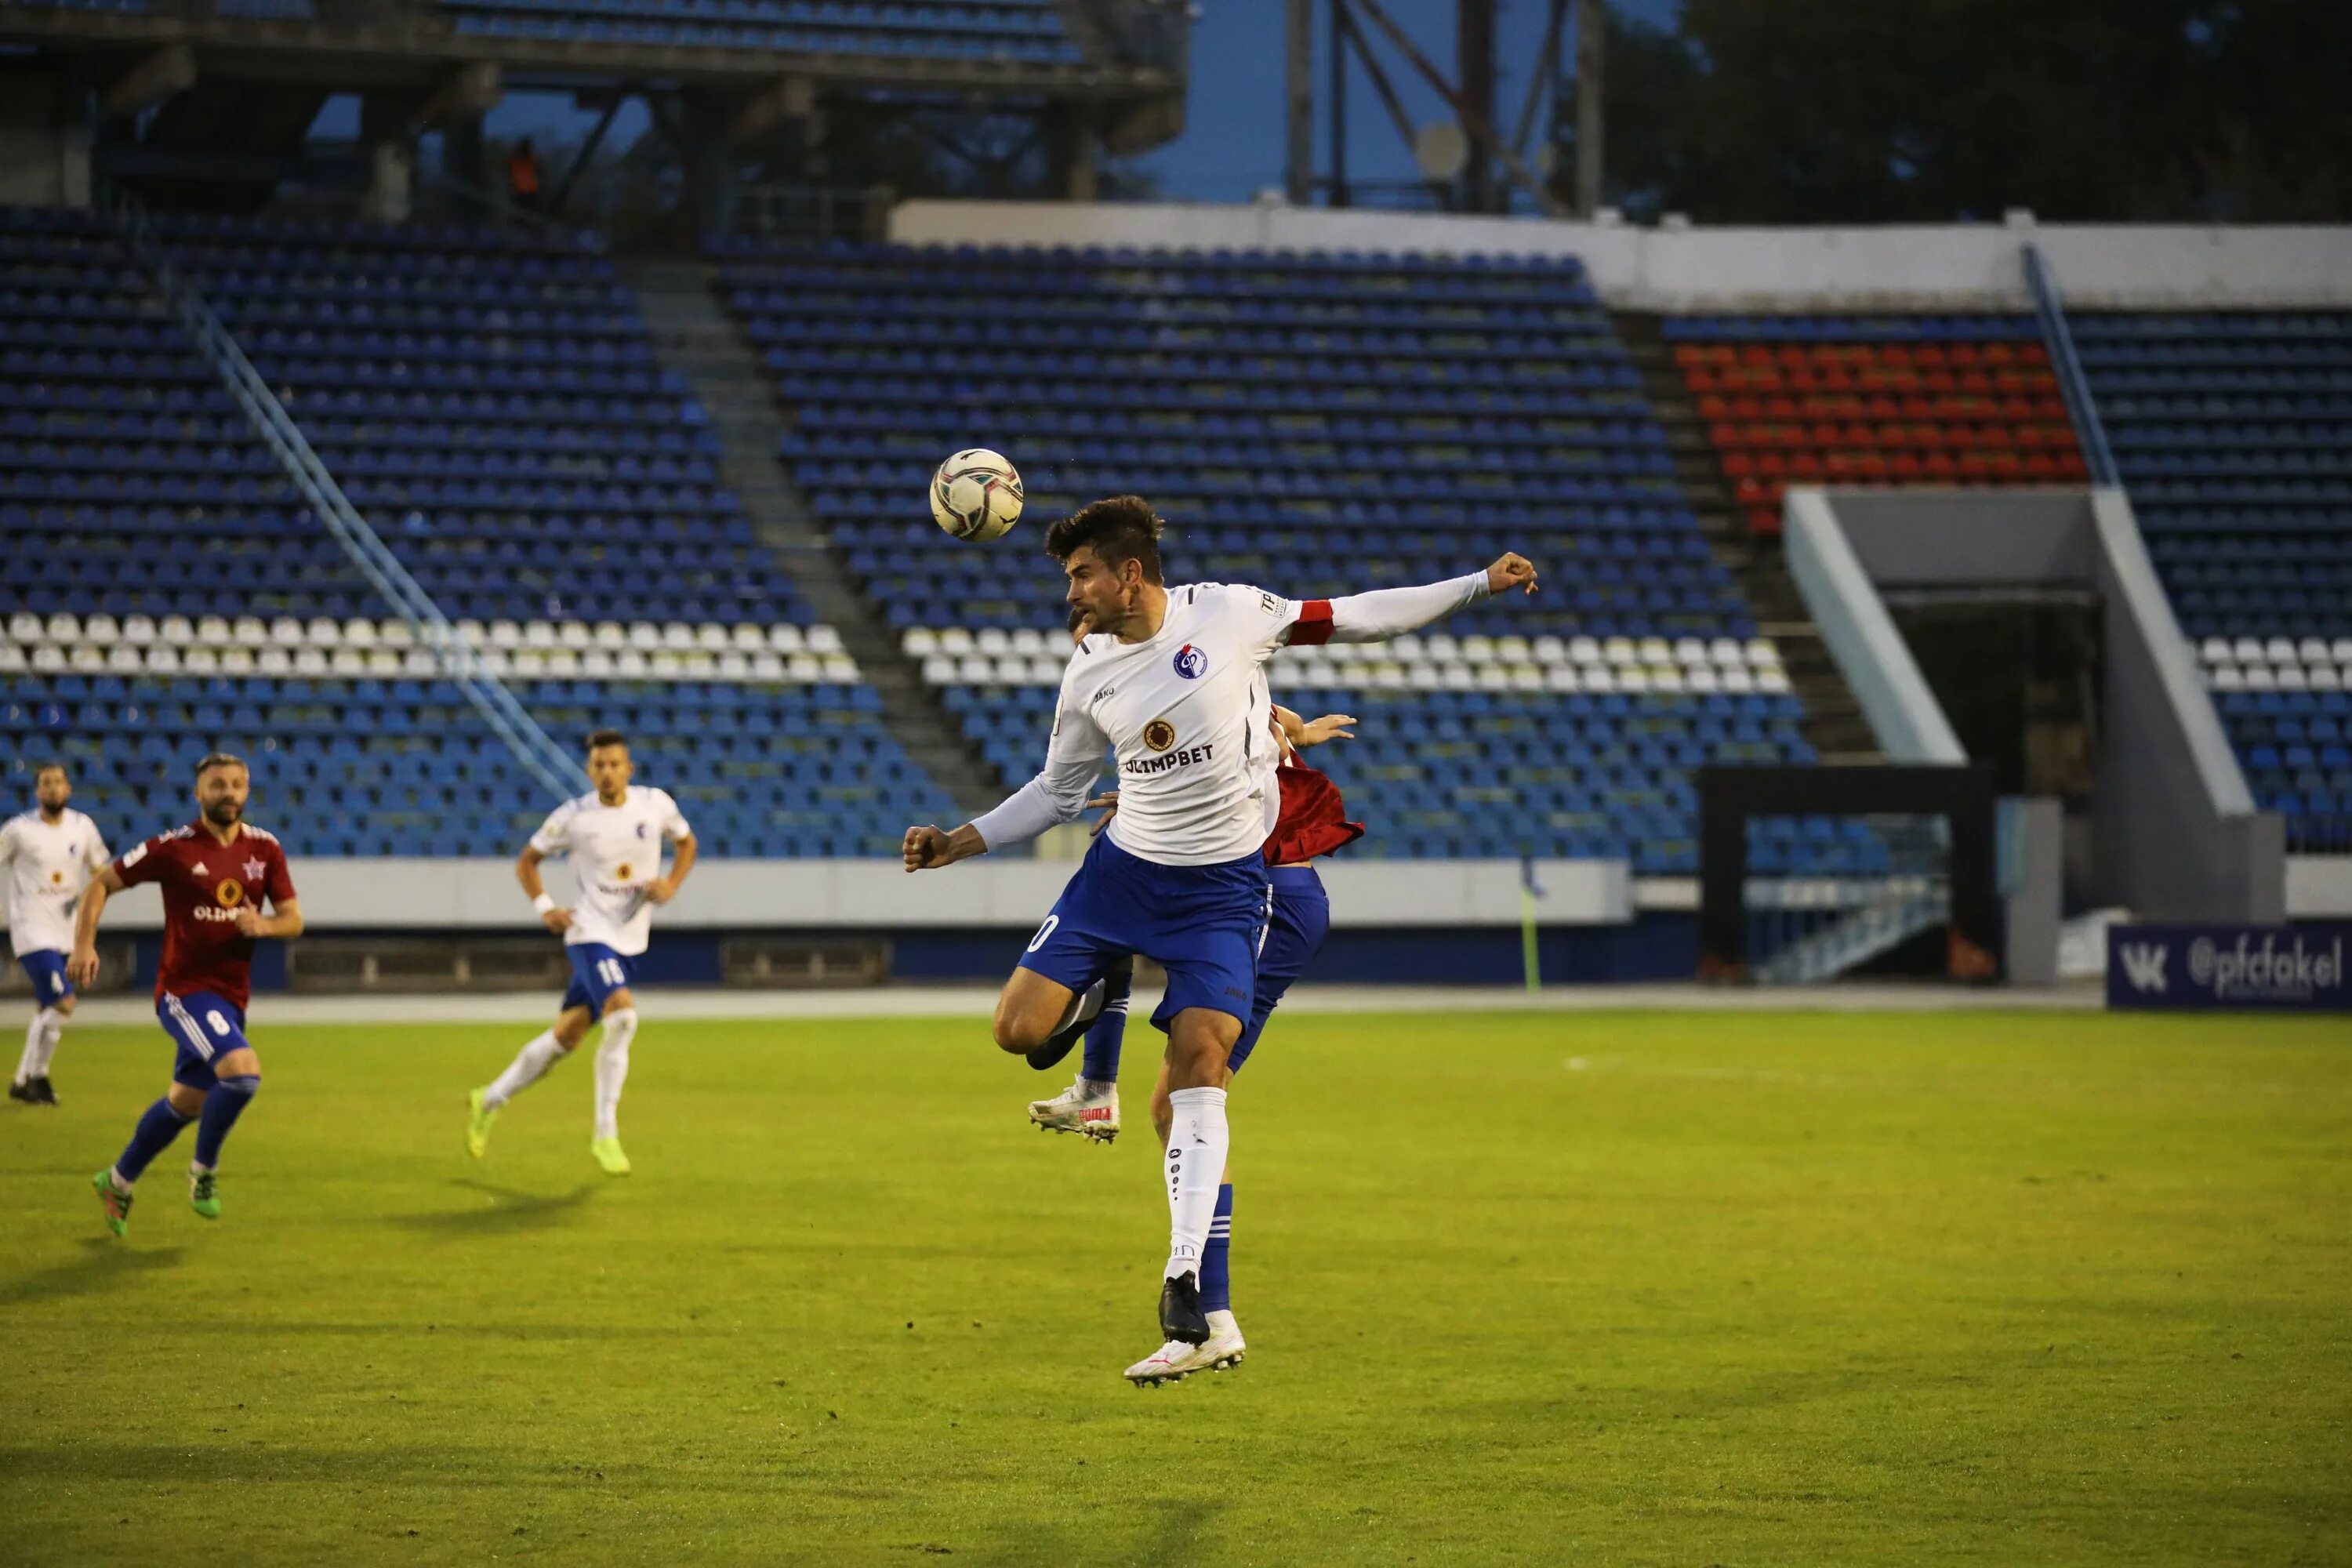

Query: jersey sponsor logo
left=216, top=879, right=245, bottom=907
left=192, top=904, right=244, bottom=924
left=1172, top=644, right=1207, bottom=680
left=1123, top=742, right=1216, bottom=776
left=49, top=870, right=63, bottom=885
left=1259, top=591, right=1284, bottom=616
left=1143, top=718, right=1178, bottom=753
left=615, top=862, right=633, bottom=880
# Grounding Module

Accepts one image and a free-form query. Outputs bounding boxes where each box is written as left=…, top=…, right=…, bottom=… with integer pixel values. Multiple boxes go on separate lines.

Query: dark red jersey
left=1264, top=760, right=1364, bottom=866
left=111, top=822, right=296, bottom=1012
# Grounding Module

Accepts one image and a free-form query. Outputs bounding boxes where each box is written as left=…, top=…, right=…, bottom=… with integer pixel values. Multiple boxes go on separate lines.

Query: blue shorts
left=1229, top=866, right=1333, bottom=1073
left=1022, top=833, right=1272, bottom=1031
left=17, top=949, right=73, bottom=1006
left=158, top=989, right=251, bottom=1091
left=561, top=943, right=636, bottom=1017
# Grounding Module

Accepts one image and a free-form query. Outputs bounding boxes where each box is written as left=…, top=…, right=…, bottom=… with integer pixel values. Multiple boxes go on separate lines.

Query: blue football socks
left=1200, top=1182, right=1234, bottom=1314
left=193, top=1075, right=260, bottom=1171
left=114, top=1097, right=196, bottom=1185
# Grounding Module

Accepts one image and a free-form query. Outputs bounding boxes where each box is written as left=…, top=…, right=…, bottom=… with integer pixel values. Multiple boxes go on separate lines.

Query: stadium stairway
left=619, top=256, right=1003, bottom=818
left=1614, top=310, right=1880, bottom=764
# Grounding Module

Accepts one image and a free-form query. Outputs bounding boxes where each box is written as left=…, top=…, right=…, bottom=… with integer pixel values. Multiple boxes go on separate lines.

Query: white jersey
left=1, top=808, right=111, bottom=956
left=1047, top=583, right=1320, bottom=866
left=528, top=786, right=693, bottom=957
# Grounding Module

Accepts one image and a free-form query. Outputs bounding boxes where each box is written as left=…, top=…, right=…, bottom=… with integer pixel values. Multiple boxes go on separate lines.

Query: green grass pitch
left=2, top=1007, right=2347, bottom=1566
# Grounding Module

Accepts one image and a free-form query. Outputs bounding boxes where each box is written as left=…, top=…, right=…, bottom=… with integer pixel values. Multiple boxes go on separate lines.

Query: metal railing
left=100, top=183, right=587, bottom=805
left=2023, top=243, right=2121, bottom=488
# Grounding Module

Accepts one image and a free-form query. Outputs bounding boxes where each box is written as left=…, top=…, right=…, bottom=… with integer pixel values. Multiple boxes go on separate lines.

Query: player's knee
left=53, top=993, right=74, bottom=1016
left=165, top=1083, right=208, bottom=1116
left=602, top=988, right=637, bottom=1018
left=216, top=1073, right=260, bottom=1101
left=554, top=1011, right=593, bottom=1049
left=990, top=997, right=1046, bottom=1054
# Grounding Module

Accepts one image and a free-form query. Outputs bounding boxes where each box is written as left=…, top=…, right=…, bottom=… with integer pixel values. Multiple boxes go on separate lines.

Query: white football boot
left=1027, top=1076, right=1120, bottom=1142
left=1187, top=1309, right=1247, bottom=1373
left=1123, top=1339, right=1197, bottom=1386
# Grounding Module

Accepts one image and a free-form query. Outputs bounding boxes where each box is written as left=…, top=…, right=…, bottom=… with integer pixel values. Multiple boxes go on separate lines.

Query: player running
left=71, top=753, right=303, bottom=1234
left=902, top=494, right=1535, bottom=1379
left=467, top=728, right=695, bottom=1175
left=4, top=763, right=111, bottom=1106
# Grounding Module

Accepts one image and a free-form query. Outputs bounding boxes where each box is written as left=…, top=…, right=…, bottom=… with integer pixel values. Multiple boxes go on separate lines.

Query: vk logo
left=2118, top=942, right=2169, bottom=993
left=1172, top=644, right=1207, bottom=680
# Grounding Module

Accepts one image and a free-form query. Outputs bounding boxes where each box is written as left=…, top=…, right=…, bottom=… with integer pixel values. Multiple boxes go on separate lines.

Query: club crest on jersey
left=1172, top=644, right=1207, bottom=680
left=1143, top=719, right=1178, bottom=753
left=245, top=858, right=265, bottom=880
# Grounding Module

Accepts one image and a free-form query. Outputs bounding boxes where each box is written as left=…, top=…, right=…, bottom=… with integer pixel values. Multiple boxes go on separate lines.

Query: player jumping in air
left=467, top=728, right=695, bottom=1175
left=902, top=494, right=1535, bottom=1379
left=1028, top=699, right=1364, bottom=1385
left=72, top=753, right=303, bottom=1233
left=4, top=763, right=111, bottom=1107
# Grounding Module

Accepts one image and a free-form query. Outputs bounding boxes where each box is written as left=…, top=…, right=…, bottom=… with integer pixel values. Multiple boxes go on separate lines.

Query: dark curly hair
left=1044, top=495, right=1163, bottom=586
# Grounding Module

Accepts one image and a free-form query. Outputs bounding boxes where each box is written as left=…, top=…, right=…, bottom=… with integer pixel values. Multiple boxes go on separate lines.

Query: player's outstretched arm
left=66, top=865, right=125, bottom=985
left=1274, top=704, right=1358, bottom=750
left=1288, top=552, right=1538, bottom=647
left=906, top=687, right=1109, bottom=872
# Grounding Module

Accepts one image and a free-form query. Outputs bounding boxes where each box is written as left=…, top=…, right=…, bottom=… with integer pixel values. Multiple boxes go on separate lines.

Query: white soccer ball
left=930, top=448, right=1024, bottom=543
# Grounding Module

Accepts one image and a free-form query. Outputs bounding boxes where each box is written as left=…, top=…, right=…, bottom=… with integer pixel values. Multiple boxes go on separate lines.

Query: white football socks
left=593, top=1007, right=638, bottom=1141
left=16, top=1007, right=63, bottom=1084
left=1163, top=1085, right=1229, bottom=1281
left=484, top=1030, right=567, bottom=1109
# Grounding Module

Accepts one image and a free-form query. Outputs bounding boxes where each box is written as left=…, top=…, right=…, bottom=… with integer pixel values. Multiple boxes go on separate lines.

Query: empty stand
left=2082, top=311, right=2352, bottom=851
left=1664, top=316, right=2089, bottom=536
left=717, top=240, right=1825, bottom=869
left=0, top=208, right=959, bottom=855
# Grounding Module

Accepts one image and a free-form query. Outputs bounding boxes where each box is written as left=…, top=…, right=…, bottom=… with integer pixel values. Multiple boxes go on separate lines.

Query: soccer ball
left=930, top=448, right=1023, bottom=543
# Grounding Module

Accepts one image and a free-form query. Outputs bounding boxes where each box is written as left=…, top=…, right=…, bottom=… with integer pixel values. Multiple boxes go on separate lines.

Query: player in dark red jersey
left=68, top=752, right=303, bottom=1235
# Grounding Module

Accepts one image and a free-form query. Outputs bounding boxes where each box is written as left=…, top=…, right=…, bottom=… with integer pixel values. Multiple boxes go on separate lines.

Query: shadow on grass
left=386, top=1179, right=597, bottom=1236
left=956, top=1492, right=1223, bottom=1567
left=1, top=1236, right=184, bottom=1305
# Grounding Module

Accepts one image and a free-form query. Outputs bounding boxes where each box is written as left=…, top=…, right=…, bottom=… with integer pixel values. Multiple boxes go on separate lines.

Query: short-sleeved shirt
left=1265, top=762, right=1365, bottom=866
left=1, top=808, right=111, bottom=956
left=528, top=786, right=693, bottom=958
left=111, top=822, right=296, bottom=1012
left=1043, top=583, right=1331, bottom=866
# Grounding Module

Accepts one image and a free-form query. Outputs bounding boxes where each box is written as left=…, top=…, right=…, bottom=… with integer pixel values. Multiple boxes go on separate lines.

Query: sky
left=323, top=0, right=1680, bottom=208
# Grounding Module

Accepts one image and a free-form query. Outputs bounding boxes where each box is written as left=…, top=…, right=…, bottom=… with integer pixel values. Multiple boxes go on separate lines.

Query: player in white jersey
left=903, top=495, right=1537, bottom=1376
left=466, top=728, right=696, bottom=1174
left=4, top=763, right=111, bottom=1105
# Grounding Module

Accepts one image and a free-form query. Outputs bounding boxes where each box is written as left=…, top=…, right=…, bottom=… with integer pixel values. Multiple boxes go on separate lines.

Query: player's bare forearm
left=67, top=872, right=118, bottom=983
left=648, top=835, right=698, bottom=905
left=240, top=898, right=305, bottom=941
left=515, top=846, right=547, bottom=898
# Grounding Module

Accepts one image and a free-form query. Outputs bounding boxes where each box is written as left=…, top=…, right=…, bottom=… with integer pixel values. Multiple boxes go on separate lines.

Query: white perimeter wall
left=26, top=857, right=1632, bottom=932
left=891, top=199, right=2352, bottom=311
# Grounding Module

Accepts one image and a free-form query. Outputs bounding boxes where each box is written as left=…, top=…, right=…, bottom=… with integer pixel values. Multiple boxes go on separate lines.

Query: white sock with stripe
left=1163, top=1086, right=1230, bottom=1281
left=31, top=1008, right=66, bottom=1077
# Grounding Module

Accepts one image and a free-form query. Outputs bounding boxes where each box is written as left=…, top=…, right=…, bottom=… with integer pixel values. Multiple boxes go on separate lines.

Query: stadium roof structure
left=0, top=0, right=1176, bottom=100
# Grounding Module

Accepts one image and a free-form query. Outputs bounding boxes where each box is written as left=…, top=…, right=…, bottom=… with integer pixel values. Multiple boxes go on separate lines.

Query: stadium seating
left=717, top=240, right=1820, bottom=869
left=1664, top=316, right=2089, bottom=535
left=0, top=209, right=958, bottom=855
left=436, top=0, right=1083, bottom=62
left=2079, top=312, right=2352, bottom=851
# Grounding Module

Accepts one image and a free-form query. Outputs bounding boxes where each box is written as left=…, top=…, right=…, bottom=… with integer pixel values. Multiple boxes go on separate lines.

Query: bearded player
left=902, top=494, right=1535, bottom=1379
left=72, top=753, right=303, bottom=1234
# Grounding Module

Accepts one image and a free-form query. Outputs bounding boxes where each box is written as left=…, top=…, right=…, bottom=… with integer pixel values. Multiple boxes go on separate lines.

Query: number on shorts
left=597, top=958, right=626, bottom=987
left=1026, top=914, right=1061, bottom=954
left=206, top=1010, right=230, bottom=1036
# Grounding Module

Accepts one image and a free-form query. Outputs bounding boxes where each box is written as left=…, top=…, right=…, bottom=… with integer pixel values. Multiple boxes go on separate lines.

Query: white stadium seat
left=806, top=626, right=846, bottom=657
left=45, top=612, right=79, bottom=644
left=146, top=646, right=182, bottom=674
left=83, top=614, right=120, bottom=646
left=903, top=629, right=939, bottom=656
left=122, top=615, right=157, bottom=647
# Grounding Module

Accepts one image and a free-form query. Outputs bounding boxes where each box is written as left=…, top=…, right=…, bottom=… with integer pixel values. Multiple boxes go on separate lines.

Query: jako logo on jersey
left=2118, top=942, right=2168, bottom=993
left=1172, top=644, right=1207, bottom=680
left=1143, top=719, right=1178, bottom=753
